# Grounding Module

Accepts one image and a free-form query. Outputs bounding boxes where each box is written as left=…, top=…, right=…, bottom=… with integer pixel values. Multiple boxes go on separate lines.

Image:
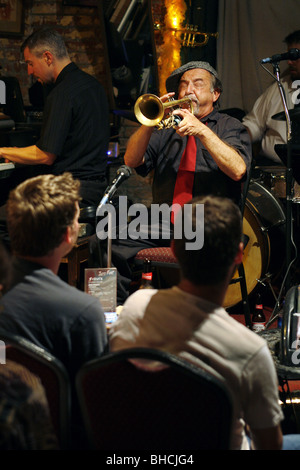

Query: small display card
left=85, top=268, right=118, bottom=327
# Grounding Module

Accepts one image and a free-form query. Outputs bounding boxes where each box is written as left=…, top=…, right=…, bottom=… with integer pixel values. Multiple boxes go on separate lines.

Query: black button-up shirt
left=136, top=109, right=252, bottom=208
left=36, top=62, right=110, bottom=179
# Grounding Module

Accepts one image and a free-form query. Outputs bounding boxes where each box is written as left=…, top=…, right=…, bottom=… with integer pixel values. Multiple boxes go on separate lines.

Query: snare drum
left=259, top=166, right=300, bottom=203
left=224, top=181, right=286, bottom=308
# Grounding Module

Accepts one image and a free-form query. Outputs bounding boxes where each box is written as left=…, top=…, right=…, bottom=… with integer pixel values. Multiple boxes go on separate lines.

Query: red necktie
left=171, top=135, right=197, bottom=224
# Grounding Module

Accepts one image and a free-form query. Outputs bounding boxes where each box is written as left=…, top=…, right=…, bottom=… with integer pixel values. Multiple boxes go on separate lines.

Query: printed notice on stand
left=85, top=268, right=117, bottom=327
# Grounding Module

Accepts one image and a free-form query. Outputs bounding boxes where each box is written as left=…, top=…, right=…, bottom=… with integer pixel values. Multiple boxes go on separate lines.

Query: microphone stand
left=94, top=164, right=132, bottom=269
left=273, top=63, right=293, bottom=291
left=95, top=200, right=113, bottom=269
left=265, top=62, right=294, bottom=328
left=94, top=210, right=105, bottom=268
left=107, top=209, right=113, bottom=268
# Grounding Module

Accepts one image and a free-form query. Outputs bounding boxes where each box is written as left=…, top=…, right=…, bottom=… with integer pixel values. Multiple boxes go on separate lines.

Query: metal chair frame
left=0, top=329, right=71, bottom=449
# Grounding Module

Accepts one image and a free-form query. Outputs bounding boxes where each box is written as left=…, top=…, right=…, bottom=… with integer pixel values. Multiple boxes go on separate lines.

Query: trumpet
left=134, top=93, right=194, bottom=129
left=180, top=26, right=219, bottom=47
left=154, top=23, right=218, bottom=48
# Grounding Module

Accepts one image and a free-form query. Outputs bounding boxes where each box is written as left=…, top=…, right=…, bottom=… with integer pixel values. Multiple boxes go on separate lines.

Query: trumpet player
left=125, top=61, right=251, bottom=211
left=91, top=61, right=252, bottom=304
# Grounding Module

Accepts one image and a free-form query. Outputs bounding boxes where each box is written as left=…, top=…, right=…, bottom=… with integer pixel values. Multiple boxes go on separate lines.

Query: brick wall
left=109, top=116, right=152, bottom=207
left=0, top=0, right=109, bottom=106
left=0, top=0, right=154, bottom=205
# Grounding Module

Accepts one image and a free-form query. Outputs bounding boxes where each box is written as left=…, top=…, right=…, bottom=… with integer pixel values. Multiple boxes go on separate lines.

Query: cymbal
left=272, top=108, right=300, bottom=121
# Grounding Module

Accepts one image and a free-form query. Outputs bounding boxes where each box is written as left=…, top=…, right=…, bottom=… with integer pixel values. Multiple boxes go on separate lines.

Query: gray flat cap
left=166, top=61, right=219, bottom=93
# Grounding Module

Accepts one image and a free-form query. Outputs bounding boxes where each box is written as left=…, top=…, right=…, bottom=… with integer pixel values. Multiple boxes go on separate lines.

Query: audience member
left=0, top=360, right=59, bottom=450
left=0, top=173, right=108, bottom=381
left=0, top=240, right=58, bottom=450
left=110, top=195, right=300, bottom=450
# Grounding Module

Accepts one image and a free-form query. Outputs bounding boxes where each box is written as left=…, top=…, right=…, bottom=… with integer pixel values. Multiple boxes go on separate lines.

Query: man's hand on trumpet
left=173, top=108, right=205, bottom=137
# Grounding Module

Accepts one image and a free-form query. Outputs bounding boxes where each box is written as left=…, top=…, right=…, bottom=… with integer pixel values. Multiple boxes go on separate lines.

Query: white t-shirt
left=242, top=76, right=298, bottom=163
left=109, top=287, right=283, bottom=450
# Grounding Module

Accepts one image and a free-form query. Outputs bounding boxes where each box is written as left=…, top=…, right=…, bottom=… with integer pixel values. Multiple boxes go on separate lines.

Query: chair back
left=0, top=329, right=71, bottom=449
left=76, top=348, right=233, bottom=450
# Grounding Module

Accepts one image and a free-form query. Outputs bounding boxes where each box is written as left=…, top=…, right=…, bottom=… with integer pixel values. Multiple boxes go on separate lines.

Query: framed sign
left=0, top=0, right=23, bottom=36
left=85, top=267, right=118, bottom=327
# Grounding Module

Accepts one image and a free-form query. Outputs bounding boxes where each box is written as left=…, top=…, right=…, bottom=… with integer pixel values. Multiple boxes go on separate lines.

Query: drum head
left=224, top=182, right=285, bottom=309
left=224, top=203, right=268, bottom=308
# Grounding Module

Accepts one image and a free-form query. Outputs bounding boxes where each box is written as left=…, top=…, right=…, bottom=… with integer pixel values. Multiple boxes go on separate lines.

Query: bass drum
left=224, top=181, right=286, bottom=308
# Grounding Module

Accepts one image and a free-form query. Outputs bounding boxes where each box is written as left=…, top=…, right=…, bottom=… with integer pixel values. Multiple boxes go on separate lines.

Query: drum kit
left=224, top=108, right=300, bottom=311
left=224, top=168, right=289, bottom=308
left=131, top=91, right=300, bottom=315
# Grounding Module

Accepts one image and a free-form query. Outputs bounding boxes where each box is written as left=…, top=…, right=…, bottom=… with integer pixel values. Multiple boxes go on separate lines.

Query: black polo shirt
left=136, top=109, right=252, bottom=207
left=36, top=62, right=110, bottom=179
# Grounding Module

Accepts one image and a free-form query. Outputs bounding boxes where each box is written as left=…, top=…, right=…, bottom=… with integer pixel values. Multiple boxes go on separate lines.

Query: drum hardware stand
left=265, top=217, right=298, bottom=329
left=260, top=60, right=296, bottom=328
left=256, top=222, right=287, bottom=327
left=260, top=218, right=286, bottom=232
left=272, top=63, right=294, bottom=292
left=257, top=274, right=278, bottom=302
left=278, top=377, right=300, bottom=433
left=256, top=273, right=283, bottom=329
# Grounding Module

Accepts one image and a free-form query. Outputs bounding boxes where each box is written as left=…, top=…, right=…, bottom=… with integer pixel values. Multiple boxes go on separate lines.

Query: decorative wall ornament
left=0, top=0, right=23, bottom=37
left=156, top=0, right=187, bottom=95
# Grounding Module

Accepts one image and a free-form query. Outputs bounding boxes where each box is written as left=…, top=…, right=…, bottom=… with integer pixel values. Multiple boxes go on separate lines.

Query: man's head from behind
left=6, top=173, right=81, bottom=258
left=172, top=195, right=243, bottom=286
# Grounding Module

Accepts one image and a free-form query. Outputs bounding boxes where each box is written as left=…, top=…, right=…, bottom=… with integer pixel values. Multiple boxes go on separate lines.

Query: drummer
left=243, top=30, right=300, bottom=166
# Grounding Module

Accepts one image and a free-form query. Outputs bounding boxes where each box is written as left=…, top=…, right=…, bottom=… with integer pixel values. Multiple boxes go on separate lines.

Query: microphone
left=260, top=48, right=300, bottom=64
left=97, top=165, right=132, bottom=211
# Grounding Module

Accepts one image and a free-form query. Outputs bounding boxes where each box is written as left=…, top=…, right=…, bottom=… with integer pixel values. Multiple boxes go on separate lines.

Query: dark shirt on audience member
left=0, top=257, right=108, bottom=381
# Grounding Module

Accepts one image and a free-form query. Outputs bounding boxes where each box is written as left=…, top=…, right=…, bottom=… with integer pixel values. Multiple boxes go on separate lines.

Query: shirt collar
left=172, top=285, right=223, bottom=312
left=55, top=62, right=78, bottom=86
left=8, top=257, right=47, bottom=291
left=200, top=108, right=219, bottom=124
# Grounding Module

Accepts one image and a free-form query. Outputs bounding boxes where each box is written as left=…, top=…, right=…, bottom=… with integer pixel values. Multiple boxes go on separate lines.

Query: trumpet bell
left=134, top=93, right=194, bottom=128
left=134, top=94, right=164, bottom=126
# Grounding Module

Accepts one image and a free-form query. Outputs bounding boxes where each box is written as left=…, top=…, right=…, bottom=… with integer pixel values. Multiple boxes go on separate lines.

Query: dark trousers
left=88, top=220, right=173, bottom=304
left=77, top=178, right=107, bottom=208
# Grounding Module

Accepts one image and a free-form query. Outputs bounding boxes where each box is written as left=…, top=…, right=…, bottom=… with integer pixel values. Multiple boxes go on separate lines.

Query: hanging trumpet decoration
left=134, top=94, right=194, bottom=129
left=154, top=22, right=218, bottom=48
left=181, top=24, right=219, bottom=47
